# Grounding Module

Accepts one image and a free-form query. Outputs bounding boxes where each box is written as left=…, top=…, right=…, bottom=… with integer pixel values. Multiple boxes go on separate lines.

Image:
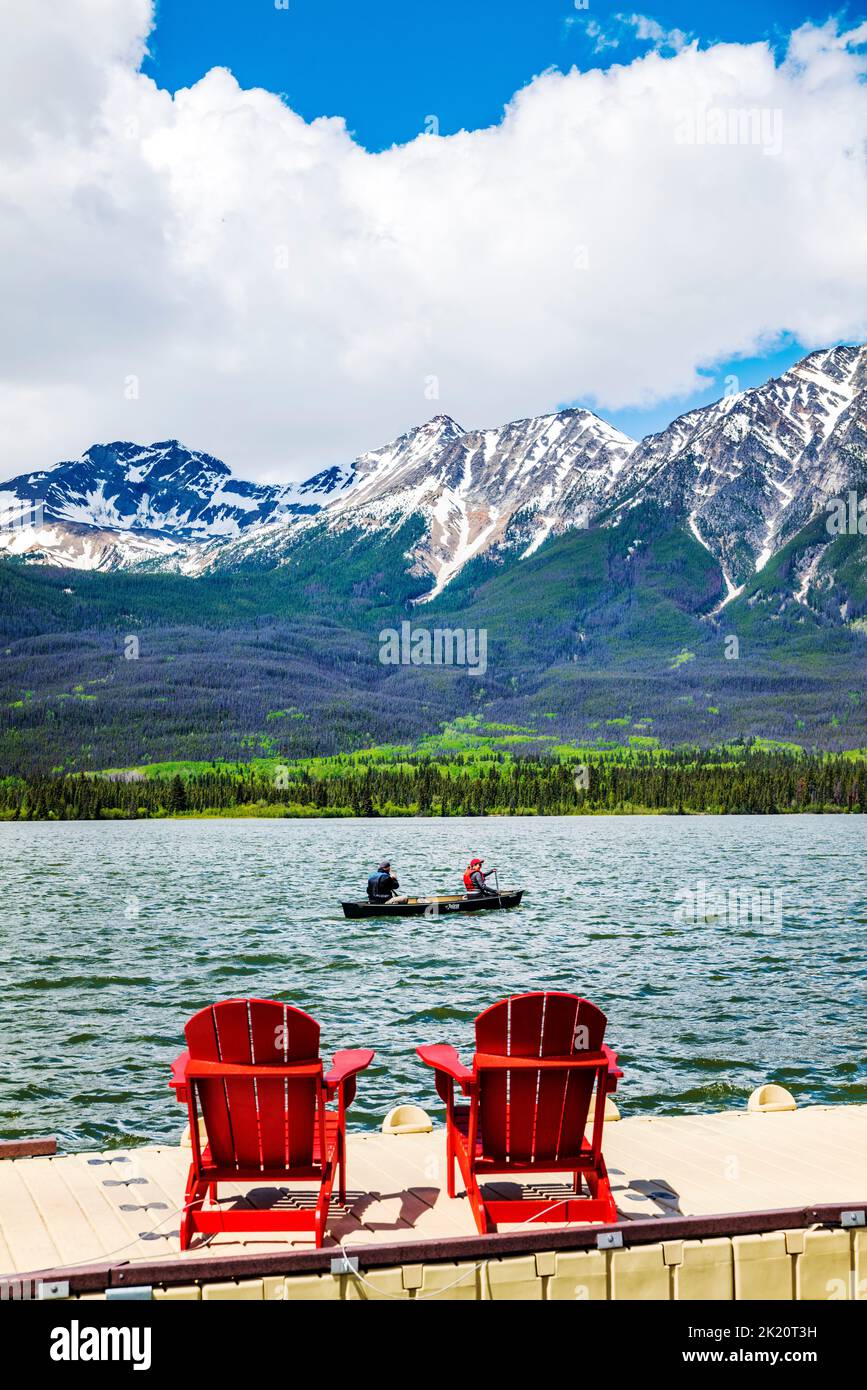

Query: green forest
left=3, top=747, right=866, bottom=819
left=3, top=500, right=867, bottom=778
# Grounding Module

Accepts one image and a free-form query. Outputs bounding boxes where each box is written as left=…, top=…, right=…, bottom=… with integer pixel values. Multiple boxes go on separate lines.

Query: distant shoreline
left=3, top=745, right=865, bottom=819
left=2, top=804, right=863, bottom=822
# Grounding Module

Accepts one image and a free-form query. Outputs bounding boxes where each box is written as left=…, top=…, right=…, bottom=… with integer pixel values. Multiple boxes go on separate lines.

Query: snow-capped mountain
left=0, top=440, right=354, bottom=571
left=1, top=345, right=864, bottom=601
left=614, top=345, right=866, bottom=595
left=331, top=409, right=636, bottom=597
left=218, top=408, right=636, bottom=597
left=201, top=340, right=867, bottom=607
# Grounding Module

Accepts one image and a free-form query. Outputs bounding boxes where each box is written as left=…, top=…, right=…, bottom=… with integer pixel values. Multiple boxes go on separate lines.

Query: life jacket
left=368, top=871, right=391, bottom=902
left=463, top=867, right=477, bottom=892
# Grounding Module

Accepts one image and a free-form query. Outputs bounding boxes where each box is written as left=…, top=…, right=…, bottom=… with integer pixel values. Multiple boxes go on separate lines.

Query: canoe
left=341, top=890, right=524, bottom=919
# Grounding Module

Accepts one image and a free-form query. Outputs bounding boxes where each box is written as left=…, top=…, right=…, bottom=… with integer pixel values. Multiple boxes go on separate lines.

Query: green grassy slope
left=1, top=504, right=866, bottom=772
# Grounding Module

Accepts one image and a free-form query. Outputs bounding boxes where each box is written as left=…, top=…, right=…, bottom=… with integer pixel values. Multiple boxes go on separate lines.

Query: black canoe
left=341, top=890, right=524, bottom=919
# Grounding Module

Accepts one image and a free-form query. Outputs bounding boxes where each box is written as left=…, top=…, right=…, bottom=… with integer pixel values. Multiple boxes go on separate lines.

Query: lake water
left=1, top=816, right=864, bottom=1151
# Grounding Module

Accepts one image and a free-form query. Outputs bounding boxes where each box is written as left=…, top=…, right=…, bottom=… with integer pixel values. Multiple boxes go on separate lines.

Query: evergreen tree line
left=1, top=750, right=865, bottom=819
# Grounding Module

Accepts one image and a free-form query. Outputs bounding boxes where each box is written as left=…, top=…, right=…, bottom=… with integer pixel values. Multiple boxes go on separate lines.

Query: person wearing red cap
left=463, top=857, right=497, bottom=897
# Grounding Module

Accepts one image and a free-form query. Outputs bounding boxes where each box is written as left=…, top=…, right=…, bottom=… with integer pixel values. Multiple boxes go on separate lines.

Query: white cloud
left=580, top=13, right=691, bottom=56
left=619, top=14, right=692, bottom=55
left=582, top=20, right=622, bottom=55
left=0, top=4, right=865, bottom=482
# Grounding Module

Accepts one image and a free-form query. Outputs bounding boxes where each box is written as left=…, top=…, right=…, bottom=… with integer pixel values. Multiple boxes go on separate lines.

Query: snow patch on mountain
left=316, top=408, right=636, bottom=598
left=618, top=344, right=866, bottom=588
left=0, top=345, right=864, bottom=599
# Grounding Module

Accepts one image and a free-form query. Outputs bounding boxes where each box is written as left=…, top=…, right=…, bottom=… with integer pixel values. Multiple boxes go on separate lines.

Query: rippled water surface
left=1, top=816, right=865, bottom=1150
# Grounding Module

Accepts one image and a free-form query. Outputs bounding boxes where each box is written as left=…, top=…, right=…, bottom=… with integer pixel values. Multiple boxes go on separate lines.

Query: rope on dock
left=336, top=1193, right=577, bottom=1300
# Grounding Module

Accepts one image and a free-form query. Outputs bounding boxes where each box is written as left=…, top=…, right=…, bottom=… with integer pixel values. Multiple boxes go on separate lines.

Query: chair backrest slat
left=249, top=1000, right=319, bottom=1167
left=185, top=1002, right=238, bottom=1167
left=474, top=992, right=608, bottom=1165
left=214, top=999, right=261, bottom=1167
left=185, top=998, right=322, bottom=1172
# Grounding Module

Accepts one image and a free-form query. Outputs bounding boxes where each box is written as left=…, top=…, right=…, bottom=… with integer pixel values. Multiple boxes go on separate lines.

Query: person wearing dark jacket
left=367, top=861, right=408, bottom=904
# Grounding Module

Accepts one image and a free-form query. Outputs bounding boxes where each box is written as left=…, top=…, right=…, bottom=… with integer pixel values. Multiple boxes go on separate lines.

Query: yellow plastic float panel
left=854, top=1230, right=867, bottom=1300
left=674, top=1238, right=735, bottom=1300
left=201, top=1279, right=265, bottom=1300
left=732, top=1233, right=796, bottom=1300
left=47, top=1227, right=867, bottom=1300
left=609, top=1244, right=672, bottom=1300
left=414, top=1261, right=482, bottom=1300
left=343, top=1265, right=412, bottom=1301
left=485, top=1255, right=546, bottom=1300
left=546, top=1248, right=609, bottom=1300
left=278, top=1271, right=343, bottom=1301
left=797, top=1229, right=855, bottom=1301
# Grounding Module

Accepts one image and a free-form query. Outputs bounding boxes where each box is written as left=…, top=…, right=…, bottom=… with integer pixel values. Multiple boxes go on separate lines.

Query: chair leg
left=573, top=1170, right=583, bottom=1194
left=180, top=1174, right=208, bottom=1252
left=338, top=1130, right=346, bottom=1207
left=315, top=1159, right=336, bottom=1249
left=446, top=1125, right=456, bottom=1198
left=585, top=1164, right=618, bottom=1222
left=466, top=1176, right=489, bottom=1235
left=314, top=1201, right=327, bottom=1248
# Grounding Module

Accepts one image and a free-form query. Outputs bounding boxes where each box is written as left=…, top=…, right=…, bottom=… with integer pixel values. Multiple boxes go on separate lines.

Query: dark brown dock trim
left=0, top=1138, right=57, bottom=1161
left=7, top=1200, right=865, bottom=1297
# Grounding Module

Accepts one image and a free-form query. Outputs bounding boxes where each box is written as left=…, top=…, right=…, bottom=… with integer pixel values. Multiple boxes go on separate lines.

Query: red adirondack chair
left=417, top=992, right=622, bottom=1233
left=170, top=998, right=374, bottom=1249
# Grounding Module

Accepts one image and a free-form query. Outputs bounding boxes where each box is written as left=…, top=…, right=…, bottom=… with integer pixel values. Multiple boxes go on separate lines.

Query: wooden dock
left=1, top=1103, right=865, bottom=1300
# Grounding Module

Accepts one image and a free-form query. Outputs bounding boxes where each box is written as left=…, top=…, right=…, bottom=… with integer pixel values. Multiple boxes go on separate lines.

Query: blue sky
left=5, top=2, right=864, bottom=478
left=143, top=1, right=841, bottom=153
left=140, top=0, right=859, bottom=440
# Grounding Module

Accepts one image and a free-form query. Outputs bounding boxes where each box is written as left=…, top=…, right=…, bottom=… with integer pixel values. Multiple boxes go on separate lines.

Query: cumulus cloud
left=0, top=3, right=865, bottom=481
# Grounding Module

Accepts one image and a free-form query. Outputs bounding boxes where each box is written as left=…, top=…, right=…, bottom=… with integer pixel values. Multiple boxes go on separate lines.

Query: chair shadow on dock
left=193, top=1184, right=444, bottom=1245
left=164, top=1172, right=687, bottom=1253
left=618, top=1178, right=683, bottom=1216
left=331, top=1187, right=443, bottom=1236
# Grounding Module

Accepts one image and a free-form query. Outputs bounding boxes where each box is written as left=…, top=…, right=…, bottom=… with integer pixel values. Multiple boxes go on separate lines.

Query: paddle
left=494, top=867, right=502, bottom=904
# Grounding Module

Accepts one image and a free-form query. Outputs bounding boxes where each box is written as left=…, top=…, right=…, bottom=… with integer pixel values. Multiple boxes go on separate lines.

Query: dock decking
left=1, top=1103, right=865, bottom=1299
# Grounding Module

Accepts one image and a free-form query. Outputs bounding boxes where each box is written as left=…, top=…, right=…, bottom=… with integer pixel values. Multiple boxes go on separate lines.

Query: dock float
left=1, top=1102, right=865, bottom=1301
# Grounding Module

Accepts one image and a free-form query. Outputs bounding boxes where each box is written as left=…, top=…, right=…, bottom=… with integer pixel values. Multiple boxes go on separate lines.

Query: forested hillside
left=3, top=748, right=865, bottom=820
left=2, top=498, right=866, bottom=773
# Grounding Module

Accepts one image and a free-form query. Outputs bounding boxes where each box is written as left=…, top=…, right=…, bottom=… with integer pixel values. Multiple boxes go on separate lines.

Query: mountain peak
left=794, top=342, right=863, bottom=371
left=617, top=340, right=867, bottom=591
left=2, top=341, right=865, bottom=594
left=417, top=413, right=464, bottom=438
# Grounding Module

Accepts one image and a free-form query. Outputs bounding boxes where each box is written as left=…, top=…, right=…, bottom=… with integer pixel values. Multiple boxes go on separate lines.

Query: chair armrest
left=603, top=1045, right=623, bottom=1093
left=169, top=1049, right=191, bottom=1103
left=474, top=1051, right=608, bottom=1070
left=325, top=1049, right=375, bottom=1105
left=417, top=1044, right=475, bottom=1097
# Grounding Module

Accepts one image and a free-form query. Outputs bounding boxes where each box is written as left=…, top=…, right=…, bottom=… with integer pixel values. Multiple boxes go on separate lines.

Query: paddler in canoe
left=343, top=860, right=519, bottom=917
left=366, top=860, right=408, bottom=906
left=463, top=857, right=498, bottom=898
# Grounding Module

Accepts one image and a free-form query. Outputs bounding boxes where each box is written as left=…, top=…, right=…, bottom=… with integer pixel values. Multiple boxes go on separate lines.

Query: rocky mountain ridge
left=1, top=345, right=864, bottom=609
